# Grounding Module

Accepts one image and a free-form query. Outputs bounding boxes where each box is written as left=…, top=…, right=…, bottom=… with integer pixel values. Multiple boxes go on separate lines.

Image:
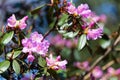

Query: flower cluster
left=46, top=54, right=67, bottom=70
left=7, top=14, right=28, bottom=30
left=66, top=2, right=106, bottom=40
left=66, top=2, right=91, bottom=17
left=22, top=32, right=50, bottom=62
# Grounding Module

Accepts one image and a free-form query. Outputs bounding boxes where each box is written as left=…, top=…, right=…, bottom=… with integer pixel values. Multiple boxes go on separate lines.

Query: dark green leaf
left=38, top=56, right=46, bottom=67
left=31, top=4, right=46, bottom=15
left=0, top=31, right=14, bottom=45
left=12, top=60, right=20, bottom=74
left=0, top=31, right=3, bottom=37
left=0, top=60, right=10, bottom=73
left=78, top=34, right=87, bottom=50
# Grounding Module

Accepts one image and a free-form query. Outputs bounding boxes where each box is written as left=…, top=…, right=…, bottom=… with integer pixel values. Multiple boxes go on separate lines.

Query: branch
left=84, top=34, right=120, bottom=80
left=42, top=17, right=59, bottom=41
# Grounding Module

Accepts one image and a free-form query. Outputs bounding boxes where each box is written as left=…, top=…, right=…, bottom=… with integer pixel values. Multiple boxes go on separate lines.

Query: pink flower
left=7, top=14, right=28, bottom=30
left=74, top=61, right=89, bottom=71
left=22, top=32, right=50, bottom=57
left=27, top=54, right=35, bottom=62
left=22, top=39, right=37, bottom=53
left=46, top=54, right=67, bottom=70
left=107, top=67, right=120, bottom=76
left=100, top=67, right=120, bottom=79
left=77, top=4, right=91, bottom=17
left=19, top=16, right=28, bottom=30
left=92, top=66, right=103, bottom=78
left=66, top=2, right=77, bottom=15
left=86, top=27, right=103, bottom=40
left=7, top=14, right=17, bottom=27
left=30, top=32, right=43, bottom=43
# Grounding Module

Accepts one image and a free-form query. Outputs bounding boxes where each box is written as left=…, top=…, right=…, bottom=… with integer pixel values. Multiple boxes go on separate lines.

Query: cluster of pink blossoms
left=7, top=14, right=28, bottom=30
left=66, top=2, right=106, bottom=40
left=46, top=54, right=67, bottom=70
left=7, top=14, right=68, bottom=70
left=22, top=32, right=67, bottom=70
left=22, top=32, right=50, bottom=62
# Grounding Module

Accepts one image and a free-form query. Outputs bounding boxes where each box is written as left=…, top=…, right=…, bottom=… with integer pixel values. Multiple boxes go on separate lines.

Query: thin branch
left=84, top=35, right=120, bottom=80
left=42, top=17, right=59, bottom=41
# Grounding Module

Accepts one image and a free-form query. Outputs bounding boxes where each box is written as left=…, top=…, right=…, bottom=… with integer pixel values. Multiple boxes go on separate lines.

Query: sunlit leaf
left=99, top=39, right=111, bottom=49
left=12, top=60, right=20, bottom=74
left=0, top=60, right=10, bottom=73
left=78, top=34, right=87, bottom=50
left=38, top=56, right=46, bottom=67
left=63, top=31, right=79, bottom=38
left=58, top=13, right=69, bottom=26
left=7, top=51, right=21, bottom=59
left=0, top=31, right=14, bottom=45
left=110, top=77, right=118, bottom=80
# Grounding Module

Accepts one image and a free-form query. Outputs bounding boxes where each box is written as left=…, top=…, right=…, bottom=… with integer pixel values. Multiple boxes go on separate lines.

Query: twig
left=42, top=17, right=59, bottom=41
left=84, top=35, right=120, bottom=80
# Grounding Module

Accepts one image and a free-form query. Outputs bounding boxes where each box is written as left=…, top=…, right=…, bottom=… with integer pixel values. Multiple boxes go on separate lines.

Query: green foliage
left=0, top=60, right=10, bottom=73
left=78, top=34, right=87, bottom=50
left=58, top=13, right=69, bottom=26
left=63, top=31, right=79, bottom=38
left=99, top=39, right=111, bottom=49
left=31, top=4, right=46, bottom=15
left=12, top=60, right=20, bottom=74
left=38, top=56, right=46, bottom=67
left=110, top=77, right=118, bottom=80
left=0, top=31, right=14, bottom=45
left=7, top=50, right=21, bottom=59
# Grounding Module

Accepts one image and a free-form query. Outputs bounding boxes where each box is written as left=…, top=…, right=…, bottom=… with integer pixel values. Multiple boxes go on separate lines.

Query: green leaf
left=0, top=60, right=10, bottom=73
left=7, top=51, right=21, bottom=59
left=99, top=39, right=111, bottom=49
left=0, top=31, right=3, bottom=37
left=110, top=77, right=118, bottom=80
left=0, top=31, right=14, bottom=45
left=31, top=4, right=46, bottom=15
left=12, top=60, right=20, bottom=74
left=78, top=34, right=87, bottom=50
left=38, top=56, right=46, bottom=67
left=63, top=31, right=79, bottom=38
left=58, top=13, right=69, bottom=26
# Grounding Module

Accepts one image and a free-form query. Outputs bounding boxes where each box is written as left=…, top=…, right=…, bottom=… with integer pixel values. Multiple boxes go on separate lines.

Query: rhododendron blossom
left=27, top=54, right=35, bottom=62
left=66, top=2, right=91, bottom=17
left=77, top=4, right=91, bottom=17
left=86, top=27, right=103, bottom=40
left=92, top=66, right=103, bottom=78
left=46, top=54, right=67, bottom=70
left=22, top=32, right=50, bottom=57
left=7, top=14, right=28, bottom=30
